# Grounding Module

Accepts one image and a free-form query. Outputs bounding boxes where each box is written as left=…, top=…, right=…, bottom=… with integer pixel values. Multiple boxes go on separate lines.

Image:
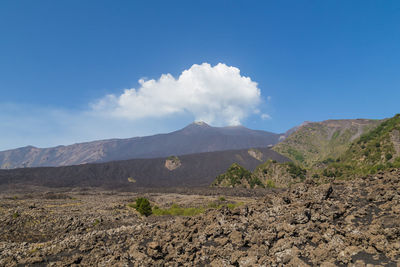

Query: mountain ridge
left=0, top=122, right=283, bottom=169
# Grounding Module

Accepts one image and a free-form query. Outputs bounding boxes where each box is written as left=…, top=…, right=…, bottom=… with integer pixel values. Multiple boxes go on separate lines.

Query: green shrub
left=332, top=131, right=340, bottom=139
left=369, top=164, right=385, bottom=174
left=386, top=153, right=393, bottom=161
left=167, top=155, right=179, bottom=161
left=323, top=169, right=336, bottom=178
left=134, top=197, right=152, bottom=217
left=266, top=179, right=276, bottom=188
left=322, top=158, right=335, bottom=164
left=213, top=163, right=256, bottom=188
left=287, top=162, right=306, bottom=180
left=393, top=157, right=400, bottom=168
left=377, top=164, right=385, bottom=171
left=208, top=202, right=218, bottom=209
left=249, top=177, right=265, bottom=188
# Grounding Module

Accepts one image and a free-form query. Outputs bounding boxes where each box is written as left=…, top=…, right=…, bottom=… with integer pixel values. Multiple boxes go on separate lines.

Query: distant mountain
left=0, top=147, right=290, bottom=189
left=273, top=119, right=381, bottom=167
left=0, top=122, right=284, bottom=169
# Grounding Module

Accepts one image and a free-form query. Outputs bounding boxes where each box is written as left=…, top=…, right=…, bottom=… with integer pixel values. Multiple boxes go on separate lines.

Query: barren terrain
left=1, top=169, right=399, bottom=266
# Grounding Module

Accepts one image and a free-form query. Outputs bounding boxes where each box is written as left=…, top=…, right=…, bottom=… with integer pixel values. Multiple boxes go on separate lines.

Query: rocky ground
left=0, top=169, right=400, bottom=266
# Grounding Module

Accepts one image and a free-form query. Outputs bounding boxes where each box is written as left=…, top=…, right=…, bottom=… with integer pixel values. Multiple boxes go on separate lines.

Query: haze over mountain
left=0, top=122, right=283, bottom=169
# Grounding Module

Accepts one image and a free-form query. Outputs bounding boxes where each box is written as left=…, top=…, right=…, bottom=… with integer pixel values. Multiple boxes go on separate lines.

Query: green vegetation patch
left=152, top=201, right=243, bottom=216
left=128, top=197, right=152, bottom=217
left=128, top=196, right=244, bottom=217
left=286, top=162, right=307, bottom=180
left=167, top=155, right=180, bottom=161
left=287, top=148, right=305, bottom=163
left=265, top=179, right=276, bottom=188
left=152, top=204, right=205, bottom=216
left=273, top=119, right=381, bottom=167
left=92, top=219, right=100, bottom=226
left=212, top=163, right=264, bottom=188
left=320, top=114, right=400, bottom=178
left=332, top=130, right=340, bottom=140
left=358, top=115, right=400, bottom=144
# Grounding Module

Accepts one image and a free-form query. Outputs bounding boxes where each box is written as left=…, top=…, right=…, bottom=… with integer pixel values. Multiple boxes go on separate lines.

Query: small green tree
left=135, top=197, right=152, bottom=217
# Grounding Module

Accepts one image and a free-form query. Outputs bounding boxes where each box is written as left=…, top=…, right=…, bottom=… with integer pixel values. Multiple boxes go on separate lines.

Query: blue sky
left=1, top=0, right=400, bottom=150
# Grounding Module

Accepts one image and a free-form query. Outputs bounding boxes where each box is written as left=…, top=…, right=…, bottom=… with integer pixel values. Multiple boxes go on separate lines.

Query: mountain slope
left=273, top=119, right=381, bottom=167
left=323, top=114, right=400, bottom=177
left=0, top=122, right=283, bottom=169
left=0, top=147, right=290, bottom=189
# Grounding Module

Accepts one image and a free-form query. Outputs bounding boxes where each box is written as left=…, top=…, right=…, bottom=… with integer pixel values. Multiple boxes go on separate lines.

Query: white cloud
left=261, top=113, right=271, bottom=120
left=91, top=63, right=261, bottom=126
left=0, top=63, right=272, bottom=151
